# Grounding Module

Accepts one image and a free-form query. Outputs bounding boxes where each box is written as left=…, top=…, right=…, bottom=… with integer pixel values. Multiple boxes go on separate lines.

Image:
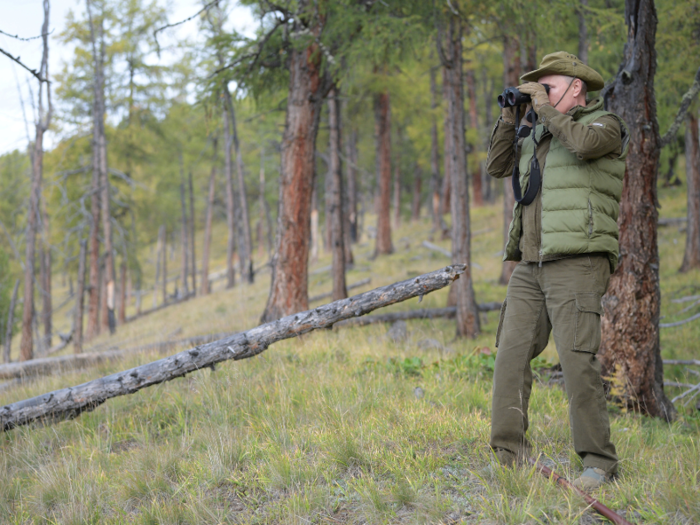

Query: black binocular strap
left=511, top=106, right=541, bottom=206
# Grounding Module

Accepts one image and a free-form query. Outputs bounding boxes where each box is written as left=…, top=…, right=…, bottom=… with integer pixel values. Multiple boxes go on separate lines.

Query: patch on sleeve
left=591, top=122, right=606, bottom=128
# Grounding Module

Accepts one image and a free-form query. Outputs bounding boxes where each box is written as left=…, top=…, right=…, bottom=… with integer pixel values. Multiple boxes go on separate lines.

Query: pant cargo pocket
left=573, top=292, right=603, bottom=353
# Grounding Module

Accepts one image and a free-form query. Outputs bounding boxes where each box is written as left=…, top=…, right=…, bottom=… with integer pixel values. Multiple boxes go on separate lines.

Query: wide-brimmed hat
left=521, top=51, right=605, bottom=91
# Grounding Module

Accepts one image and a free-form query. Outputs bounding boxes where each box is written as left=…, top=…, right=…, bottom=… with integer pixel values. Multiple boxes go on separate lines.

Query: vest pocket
left=573, top=292, right=603, bottom=353
left=495, top=299, right=508, bottom=348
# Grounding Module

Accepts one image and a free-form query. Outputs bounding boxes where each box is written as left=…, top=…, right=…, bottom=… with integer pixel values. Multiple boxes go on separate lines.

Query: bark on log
left=0, top=265, right=465, bottom=431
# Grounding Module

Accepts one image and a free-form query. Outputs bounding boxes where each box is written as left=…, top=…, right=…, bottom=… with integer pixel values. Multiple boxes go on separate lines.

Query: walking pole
left=528, top=458, right=634, bottom=525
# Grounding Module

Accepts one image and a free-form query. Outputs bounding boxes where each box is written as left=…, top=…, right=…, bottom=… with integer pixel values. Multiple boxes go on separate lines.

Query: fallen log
left=658, top=217, right=687, bottom=226
left=334, top=302, right=502, bottom=328
left=309, top=278, right=372, bottom=303
left=0, top=265, right=465, bottom=431
left=663, top=359, right=700, bottom=366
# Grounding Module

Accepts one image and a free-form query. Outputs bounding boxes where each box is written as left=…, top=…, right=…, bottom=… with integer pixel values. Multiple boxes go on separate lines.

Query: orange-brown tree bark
left=599, top=0, right=675, bottom=420
left=260, top=35, right=329, bottom=322
left=374, top=89, right=394, bottom=256
left=680, top=113, right=700, bottom=272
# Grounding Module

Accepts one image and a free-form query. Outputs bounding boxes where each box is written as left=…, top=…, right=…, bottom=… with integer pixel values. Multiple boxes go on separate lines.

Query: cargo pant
left=490, top=254, right=618, bottom=474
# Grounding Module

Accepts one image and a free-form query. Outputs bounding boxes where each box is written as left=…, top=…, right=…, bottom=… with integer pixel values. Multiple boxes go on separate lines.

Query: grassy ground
left=1, top=184, right=699, bottom=524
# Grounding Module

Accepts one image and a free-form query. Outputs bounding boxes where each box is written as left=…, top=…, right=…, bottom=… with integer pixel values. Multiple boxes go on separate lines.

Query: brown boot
left=572, top=467, right=608, bottom=492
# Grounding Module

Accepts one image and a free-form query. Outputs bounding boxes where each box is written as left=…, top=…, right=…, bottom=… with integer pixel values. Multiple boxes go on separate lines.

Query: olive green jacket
left=486, top=97, right=629, bottom=271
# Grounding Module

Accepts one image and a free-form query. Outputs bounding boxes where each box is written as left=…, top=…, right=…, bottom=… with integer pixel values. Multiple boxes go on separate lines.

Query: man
left=485, top=51, right=629, bottom=491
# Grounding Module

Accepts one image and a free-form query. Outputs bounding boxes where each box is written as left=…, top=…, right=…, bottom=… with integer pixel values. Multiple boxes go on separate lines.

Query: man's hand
left=518, top=82, right=549, bottom=113
left=501, top=103, right=530, bottom=125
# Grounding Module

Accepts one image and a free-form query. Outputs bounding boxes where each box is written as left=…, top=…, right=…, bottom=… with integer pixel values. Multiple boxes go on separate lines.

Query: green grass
left=1, top=182, right=699, bottom=524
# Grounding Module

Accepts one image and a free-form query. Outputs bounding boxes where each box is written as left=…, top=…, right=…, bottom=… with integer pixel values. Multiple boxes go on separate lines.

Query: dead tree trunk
left=680, top=113, right=700, bottom=272
left=374, top=88, right=394, bottom=256
left=222, top=99, right=237, bottom=289
left=443, top=16, right=480, bottom=338
left=429, top=65, right=443, bottom=236
left=39, top=233, right=52, bottom=352
left=499, top=34, right=520, bottom=285
left=0, top=265, right=465, bottom=431
left=188, top=171, right=197, bottom=294
left=260, top=35, right=329, bottom=322
left=328, top=87, right=348, bottom=301
left=599, top=0, right=675, bottom=420
left=20, top=0, right=52, bottom=361
left=466, top=68, right=484, bottom=207
left=73, top=239, right=87, bottom=354
left=4, top=280, right=20, bottom=363
left=201, top=139, right=217, bottom=296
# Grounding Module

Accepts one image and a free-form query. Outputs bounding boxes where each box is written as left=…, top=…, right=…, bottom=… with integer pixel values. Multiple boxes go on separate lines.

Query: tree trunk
left=444, top=17, right=480, bottom=338
left=466, top=68, right=484, bottom=207
left=258, top=148, right=267, bottom=259
left=160, top=225, right=167, bottom=304
left=4, top=280, right=20, bottom=363
left=324, top=146, right=333, bottom=252
left=201, top=140, right=217, bottom=296
left=310, top=187, right=319, bottom=265
left=393, top=129, right=401, bottom=229
left=499, top=35, right=520, bottom=285
left=39, top=240, right=51, bottom=353
left=412, top=164, right=422, bottom=222
left=188, top=171, right=197, bottom=294
left=599, top=0, right=675, bottom=420
left=223, top=87, right=253, bottom=283
left=345, top=122, right=359, bottom=243
left=374, top=89, right=394, bottom=256
left=429, top=65, right=442, bottom=235
left=481, top=65, right=495, bottom=203
left=1, top=265, right=465, bottom=432
left=578, top=0, right=589, bottom=65
left=260, top=37, right=328, bottom=322
left=118, top=260, right=126, bottom=325
left=73, top=239, right=87, bottom=354
left=222, top=100, right=237, bottom=289
left=680, top=113, right=700, bottom=272
left=328, top=87, right=348, bottom=301
left=440, top=67, right=452, bottom=224
left=179, top=178, right=189, bottom=299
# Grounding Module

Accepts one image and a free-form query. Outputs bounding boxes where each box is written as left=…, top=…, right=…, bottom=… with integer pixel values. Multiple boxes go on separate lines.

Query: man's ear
left=573, top=79, right=583, bottom=98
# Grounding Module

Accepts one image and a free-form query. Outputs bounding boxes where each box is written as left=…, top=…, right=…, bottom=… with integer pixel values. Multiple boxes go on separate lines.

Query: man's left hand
left=518, top=82, right=549, bottom=113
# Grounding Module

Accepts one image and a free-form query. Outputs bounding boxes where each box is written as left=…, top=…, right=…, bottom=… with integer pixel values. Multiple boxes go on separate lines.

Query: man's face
left=537, top=74, right=583, bottom=114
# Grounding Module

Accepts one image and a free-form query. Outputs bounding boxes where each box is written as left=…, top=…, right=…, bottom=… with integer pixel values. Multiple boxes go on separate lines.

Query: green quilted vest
left=504, top=99, right=630, bottom=271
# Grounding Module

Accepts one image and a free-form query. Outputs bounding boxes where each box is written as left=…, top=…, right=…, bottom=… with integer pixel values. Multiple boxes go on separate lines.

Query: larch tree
left=20, top=0, right=52, bottom=361
left=374, top=83, right=394, bottom=256
left=680, top=113, right=700, bottom=272
left=328, top=87, right=348, bottom=300
left=598, top=0, right=675, bottom=420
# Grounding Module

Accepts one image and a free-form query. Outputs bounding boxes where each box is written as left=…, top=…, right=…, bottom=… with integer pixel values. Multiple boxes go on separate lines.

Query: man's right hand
left=501, top=106, right=517, bottom=125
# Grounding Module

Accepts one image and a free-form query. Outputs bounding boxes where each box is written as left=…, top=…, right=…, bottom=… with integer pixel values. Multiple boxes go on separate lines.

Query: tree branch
left=659, top=66, right=700, bottom=148
left=153, top=0, right=222, bottom=56
left=0, top=28, right=53, bottom=41
left=0, top=47, right=47, bottom=83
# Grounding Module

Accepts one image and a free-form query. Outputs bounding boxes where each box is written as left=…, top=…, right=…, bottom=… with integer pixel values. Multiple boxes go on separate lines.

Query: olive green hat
left=521, top=51, right=605, bottom=91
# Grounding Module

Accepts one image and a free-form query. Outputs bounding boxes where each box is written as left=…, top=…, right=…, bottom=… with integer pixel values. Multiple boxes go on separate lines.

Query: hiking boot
left=572, top=467, right=608, bottom=492
left=493, top=448, right=516, bottom=468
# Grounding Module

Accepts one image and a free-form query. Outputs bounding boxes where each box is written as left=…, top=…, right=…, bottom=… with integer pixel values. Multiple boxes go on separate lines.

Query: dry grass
left=1, top=185, right=699, bottom=524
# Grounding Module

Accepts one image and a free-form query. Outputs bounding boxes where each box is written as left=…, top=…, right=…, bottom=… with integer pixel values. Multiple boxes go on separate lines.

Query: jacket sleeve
left=536, top=106, right=622, bottom=161
left=485, top=118, right=518, bottom=179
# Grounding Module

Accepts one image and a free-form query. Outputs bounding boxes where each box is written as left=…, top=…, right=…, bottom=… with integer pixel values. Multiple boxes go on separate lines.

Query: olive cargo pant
left=490, top=255, right=618, bottom=474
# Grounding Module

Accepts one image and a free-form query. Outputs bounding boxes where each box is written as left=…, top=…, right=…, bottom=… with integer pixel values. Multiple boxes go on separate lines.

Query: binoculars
left=497, top=85, right=550, bottom=108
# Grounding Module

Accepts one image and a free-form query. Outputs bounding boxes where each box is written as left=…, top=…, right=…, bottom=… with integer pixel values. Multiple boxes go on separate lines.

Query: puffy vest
left=504, top=100, right=630, bottom=271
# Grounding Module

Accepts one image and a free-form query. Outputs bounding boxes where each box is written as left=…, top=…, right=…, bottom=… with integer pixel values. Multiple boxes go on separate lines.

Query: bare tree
left=20, top=0, right=52, bottom=361
left=680, top=113, right=700, bottom=272
left=599, top=0, right=675, bottom=420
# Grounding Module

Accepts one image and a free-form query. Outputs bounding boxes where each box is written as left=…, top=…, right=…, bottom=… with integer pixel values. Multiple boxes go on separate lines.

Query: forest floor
left=1, top=184, right=699, bottom=524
